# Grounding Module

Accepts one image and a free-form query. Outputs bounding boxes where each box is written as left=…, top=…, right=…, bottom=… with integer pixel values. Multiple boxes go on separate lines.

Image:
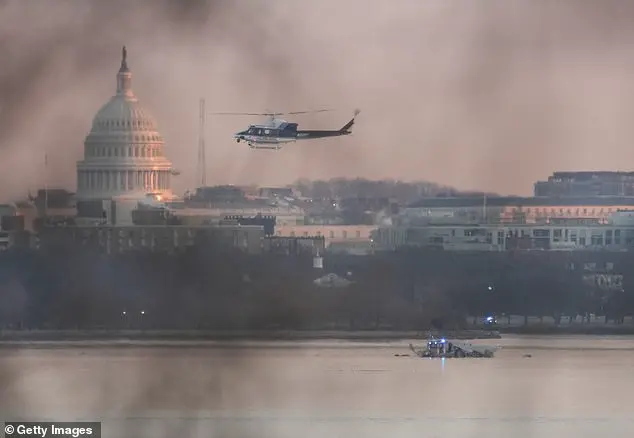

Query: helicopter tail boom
left=295, top=109, right=360, bottom=140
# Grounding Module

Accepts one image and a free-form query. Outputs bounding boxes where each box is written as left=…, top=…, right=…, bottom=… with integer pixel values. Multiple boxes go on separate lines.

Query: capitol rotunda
left=76, top=46, right=176, bottom=209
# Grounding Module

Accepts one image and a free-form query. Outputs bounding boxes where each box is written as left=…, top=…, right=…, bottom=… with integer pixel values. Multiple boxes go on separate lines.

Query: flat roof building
left=534, top=171, right=634, bottom=197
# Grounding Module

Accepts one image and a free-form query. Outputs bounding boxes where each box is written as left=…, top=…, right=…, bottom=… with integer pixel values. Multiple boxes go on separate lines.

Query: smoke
left=3, top=0, right=634, bottom=198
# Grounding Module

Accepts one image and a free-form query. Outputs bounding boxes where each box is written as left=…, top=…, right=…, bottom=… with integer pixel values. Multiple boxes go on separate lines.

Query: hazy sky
left=2, top=0, right=634, bottom=201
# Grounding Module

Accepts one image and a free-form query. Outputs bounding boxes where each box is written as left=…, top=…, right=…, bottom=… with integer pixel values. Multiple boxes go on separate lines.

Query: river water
left=1, top=336, right=633, bottom=437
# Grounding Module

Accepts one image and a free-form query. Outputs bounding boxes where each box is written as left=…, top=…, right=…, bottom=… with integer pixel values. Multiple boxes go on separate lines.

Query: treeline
left=0, top=246, right=633, bottom=330
left=291, top=178, right=480, bottom=204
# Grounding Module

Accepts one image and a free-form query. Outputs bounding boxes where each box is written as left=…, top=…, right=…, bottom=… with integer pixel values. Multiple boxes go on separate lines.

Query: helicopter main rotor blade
left=211, top=112, right=272, bottom=116
left=286, top=109, right=332, bottom=115
left=210, top=109, right=333, bottom=116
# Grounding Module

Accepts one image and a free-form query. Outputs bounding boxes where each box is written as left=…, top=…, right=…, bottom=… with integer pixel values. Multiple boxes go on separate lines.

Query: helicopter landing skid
left=248, top=143, right=282, bottom=150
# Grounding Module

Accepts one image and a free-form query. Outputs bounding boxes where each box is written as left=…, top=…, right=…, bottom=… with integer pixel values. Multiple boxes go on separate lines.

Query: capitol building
left=76, top=46, right=177, bottom=221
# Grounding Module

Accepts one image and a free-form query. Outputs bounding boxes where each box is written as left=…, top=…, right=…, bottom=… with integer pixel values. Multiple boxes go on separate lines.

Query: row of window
left=435, top=227, right=634, bottom=247
left=88, top=145, right=162, bottom=158
left=247, top=128, right=279, bottom=136
left=77, top=170, right=171, bottom=191
left=95, top=119, right=154, bottom=130
left=509, top=207, right=615, bottom=215
left=279, top=230, right=363, bottom=239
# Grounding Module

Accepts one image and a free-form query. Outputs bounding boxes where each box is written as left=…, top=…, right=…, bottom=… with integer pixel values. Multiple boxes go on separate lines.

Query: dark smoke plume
left=4, top=1, right=634, bottom=199
left=3, top=2, right=634, bottom=434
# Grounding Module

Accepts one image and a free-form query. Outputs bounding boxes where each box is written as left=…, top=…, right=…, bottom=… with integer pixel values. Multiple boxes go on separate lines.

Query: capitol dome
left=92, top=97, right=159, bottom=133
left=76, top=46, right=175, bottom=203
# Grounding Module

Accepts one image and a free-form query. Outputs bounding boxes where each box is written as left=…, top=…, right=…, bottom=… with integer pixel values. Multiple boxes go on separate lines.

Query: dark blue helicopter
left=214, top=109, right=360, bottom=150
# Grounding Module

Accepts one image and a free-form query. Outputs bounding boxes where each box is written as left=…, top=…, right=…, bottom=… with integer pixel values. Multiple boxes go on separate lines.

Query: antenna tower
left=197, top=98, right=207, bottom=187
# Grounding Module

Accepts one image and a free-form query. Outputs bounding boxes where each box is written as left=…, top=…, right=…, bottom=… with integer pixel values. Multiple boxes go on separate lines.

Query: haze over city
left=3, top=0, right=634, bottom=202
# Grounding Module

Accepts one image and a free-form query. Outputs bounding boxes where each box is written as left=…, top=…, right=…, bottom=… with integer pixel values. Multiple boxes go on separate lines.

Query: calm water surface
left=1, top=336, right=633, bottom=437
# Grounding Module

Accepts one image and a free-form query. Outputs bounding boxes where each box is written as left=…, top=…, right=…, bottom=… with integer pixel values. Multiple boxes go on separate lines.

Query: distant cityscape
left=2, top=48, right=634, bottom=258
left=0, top=47, right=632, bottom=332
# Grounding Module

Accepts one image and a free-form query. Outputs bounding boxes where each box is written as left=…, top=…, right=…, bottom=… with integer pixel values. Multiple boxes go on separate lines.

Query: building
left=0, top=204, right=32, bottom=250
left=37, top=223, right=328, bottom=257
left=402, top=195, right=634, bottom=226
left=168, top=203, right=305, bottom=227
left=274, top=224, right=376, bottom=253
left=38, top=224, right=266, bottom=255
left=258, top=187, right=300, bottom=199
left=76, top=46, right=177, bottom=223
left=534, top=171, right=634, bottom=197
left=374, top=211, right=634, bottom=252
left=178, top=185, right=306, bottom=226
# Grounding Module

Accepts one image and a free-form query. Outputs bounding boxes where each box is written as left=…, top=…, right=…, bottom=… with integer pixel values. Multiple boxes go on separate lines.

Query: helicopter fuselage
left=233, top=112, right=357, bottom=150
left=234, top=126, right=298, bottom=149
left=233, top=121, right=299, bottom=149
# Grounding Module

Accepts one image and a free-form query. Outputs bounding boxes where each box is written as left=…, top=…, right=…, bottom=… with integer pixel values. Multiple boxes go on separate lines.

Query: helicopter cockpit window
left=247, top=128, right=256, bottom=135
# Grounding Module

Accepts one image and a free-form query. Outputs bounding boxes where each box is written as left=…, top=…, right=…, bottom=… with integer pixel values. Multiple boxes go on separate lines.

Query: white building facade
left=76, top=46, right=175, bottom=213
left=373, top=214, right=634, bottom=252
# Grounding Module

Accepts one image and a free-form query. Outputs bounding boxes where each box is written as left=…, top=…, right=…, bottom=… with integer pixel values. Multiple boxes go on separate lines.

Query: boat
left=408, top=336, right=498, bottom=358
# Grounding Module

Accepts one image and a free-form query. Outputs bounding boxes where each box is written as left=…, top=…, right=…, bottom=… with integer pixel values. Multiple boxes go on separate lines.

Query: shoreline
left=0, top=326, right=632, bottom=344
left=0, top=329, right=498, bottom=343
left=498, top=325, right=634, bottom=335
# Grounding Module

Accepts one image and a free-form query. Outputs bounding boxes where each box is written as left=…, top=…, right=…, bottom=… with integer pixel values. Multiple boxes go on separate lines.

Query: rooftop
left=549, top=171, right=634, bottom=180
left=407, top=196, right=634, bottom=209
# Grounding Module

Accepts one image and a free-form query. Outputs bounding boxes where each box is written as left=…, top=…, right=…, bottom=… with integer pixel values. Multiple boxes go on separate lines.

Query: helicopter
left=212, top=109, right=360, bottom=150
